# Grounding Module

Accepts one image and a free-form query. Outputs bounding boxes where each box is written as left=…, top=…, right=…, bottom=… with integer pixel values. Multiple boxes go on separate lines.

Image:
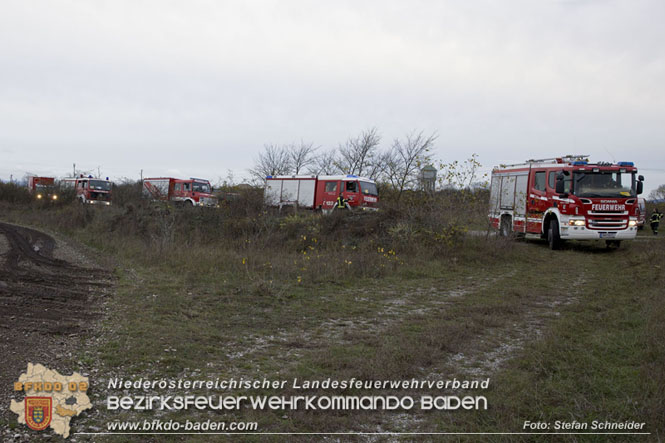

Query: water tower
left=420, top=165, right=437, bottom=193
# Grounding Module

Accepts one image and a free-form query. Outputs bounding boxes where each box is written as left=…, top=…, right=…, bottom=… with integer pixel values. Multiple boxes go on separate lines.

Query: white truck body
left=265, top=177, right=317, bottom=208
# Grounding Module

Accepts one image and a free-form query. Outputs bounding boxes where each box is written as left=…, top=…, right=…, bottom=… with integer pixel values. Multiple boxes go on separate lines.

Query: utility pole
left=140, top=169, right=143, bottom=182
left=73, top=163, right=76, bottom=177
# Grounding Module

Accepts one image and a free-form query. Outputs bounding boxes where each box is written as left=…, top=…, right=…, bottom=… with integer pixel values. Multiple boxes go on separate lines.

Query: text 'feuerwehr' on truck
left=489, top=155, right=644, bottom=249
left=142, top=177, right=218, bottom=207
left=264, top=175, right=379, bottom=212
left=61, top=175, right=113, bottom=206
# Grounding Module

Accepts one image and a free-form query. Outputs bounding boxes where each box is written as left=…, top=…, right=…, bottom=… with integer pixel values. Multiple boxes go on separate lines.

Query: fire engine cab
left=489, top=155, right=644, bottom=249
left=27, top=176, right=58, bottom=201
left=142, top=177, right=218, bottom=207
left=62, top=175, right=113, bottom=206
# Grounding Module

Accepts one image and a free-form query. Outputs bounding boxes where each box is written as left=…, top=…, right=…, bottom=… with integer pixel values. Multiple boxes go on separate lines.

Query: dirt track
left=0, top=222, right=111, bottom=434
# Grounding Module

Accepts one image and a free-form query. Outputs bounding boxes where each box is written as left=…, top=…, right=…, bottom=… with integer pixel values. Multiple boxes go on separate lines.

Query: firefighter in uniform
left=336, top=193, right=350, bottom=211
left=650, top=208, right=663, bottom=235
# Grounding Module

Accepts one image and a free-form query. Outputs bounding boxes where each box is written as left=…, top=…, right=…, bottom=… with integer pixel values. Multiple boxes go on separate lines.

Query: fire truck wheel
left=548, top=219, right=562, bottom=250
left=500, top=217, right=512, bottom=237
left=185, top=200, right=194, bottom=207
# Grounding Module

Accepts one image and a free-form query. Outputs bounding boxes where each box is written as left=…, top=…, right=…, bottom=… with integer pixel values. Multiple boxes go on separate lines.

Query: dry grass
left=1, top=185, right=500, bottom=289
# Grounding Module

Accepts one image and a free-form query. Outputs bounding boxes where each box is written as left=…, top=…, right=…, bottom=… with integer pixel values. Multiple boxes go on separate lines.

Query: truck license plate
left=600, top=232, right=617, bottom=239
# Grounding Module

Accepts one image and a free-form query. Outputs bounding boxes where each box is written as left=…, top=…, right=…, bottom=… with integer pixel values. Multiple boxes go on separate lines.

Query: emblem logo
left=25, top=397, right=52, bottom=431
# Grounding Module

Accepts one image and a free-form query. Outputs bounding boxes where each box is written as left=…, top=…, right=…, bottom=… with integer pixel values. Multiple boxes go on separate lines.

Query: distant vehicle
left=27, top=176, right=58, bottom=201
left=265, top=175, right=379, bottom=211
left=489, top=155, right=644, bottom=249
left=637, top=198, right=646, bottom=229
left=62, top=175, right=113, bottom=206
left=142, top=177, right=218, bottom=207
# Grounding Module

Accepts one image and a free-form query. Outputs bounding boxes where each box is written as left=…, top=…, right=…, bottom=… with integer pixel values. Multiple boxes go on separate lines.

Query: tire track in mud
left=0, top=222, right=111, bottom=334
left=0, top=222, right=112, bottom=439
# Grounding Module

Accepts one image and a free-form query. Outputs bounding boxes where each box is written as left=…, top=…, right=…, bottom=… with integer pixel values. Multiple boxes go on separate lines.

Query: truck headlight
left=37, top=194, right=42, bottom=199
left=568, top=219, right=585, bottom=226
left=52, top=195, right=58, bottom=200
left=628, top=220, right=637, bottom=227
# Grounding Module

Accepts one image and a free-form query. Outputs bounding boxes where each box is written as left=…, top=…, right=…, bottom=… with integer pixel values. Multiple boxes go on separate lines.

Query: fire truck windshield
left=360, top=181, right=378, bottom=196
left=89, top=180, right=112, bottom=191
left=193, top=181, right=211, bottom=193
left=573, top=171, right=635, bottom=198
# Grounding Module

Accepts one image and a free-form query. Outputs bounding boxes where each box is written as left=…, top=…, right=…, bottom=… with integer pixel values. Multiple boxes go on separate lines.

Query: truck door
left=78, top=180, right=88, bottom=199
left=173, top=182, right=184, bottom=201
left=321, top=180, right=340, bottom=210
left=343, top=180, right=360, bottom=207
left=527, top=170, right=548, bottom=232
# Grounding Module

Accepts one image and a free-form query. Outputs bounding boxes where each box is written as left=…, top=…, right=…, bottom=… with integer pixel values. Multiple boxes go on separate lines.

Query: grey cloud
left=0, top=0, right=663, bottom=192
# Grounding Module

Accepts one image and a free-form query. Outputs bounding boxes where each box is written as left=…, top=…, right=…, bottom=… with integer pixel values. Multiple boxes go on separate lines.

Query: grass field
left=1, top=198, right=664, bottom=441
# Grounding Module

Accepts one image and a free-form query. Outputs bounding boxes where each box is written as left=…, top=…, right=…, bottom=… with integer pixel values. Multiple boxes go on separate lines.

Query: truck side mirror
left=555, top=173, right=565, bottom=194
left=638, top=175, right=644, bottom=182
left=636, top=181, right=643, bottom=195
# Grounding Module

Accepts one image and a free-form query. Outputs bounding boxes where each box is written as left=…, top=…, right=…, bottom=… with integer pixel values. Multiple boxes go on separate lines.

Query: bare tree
left=386, top=131, right=437, bottom=199
left=309, top=150, right=338, bottom=176
left=288, top=141, right=318, bottom=174
left=365, top=150, right=391, bottom=181
left=334, top=128, right=381, bottom=177
left=249, top=144, right=292, bottom=183
left=214, top=169, right=237, bottom=190
left=649, top=184, right=665, bottom=201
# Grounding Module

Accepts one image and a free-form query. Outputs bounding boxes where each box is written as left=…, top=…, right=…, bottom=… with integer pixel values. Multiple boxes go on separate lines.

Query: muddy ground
left=0, top=222, right=111, bottom=438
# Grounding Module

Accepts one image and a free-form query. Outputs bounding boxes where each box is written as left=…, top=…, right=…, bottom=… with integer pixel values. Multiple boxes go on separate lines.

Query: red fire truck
left=489, top=155, right=644, bottom=249
left=62, top=175, right=113, bottom=205
left=265, top=175, right=379, bottom=211
left=142, top=177, right=218, bottom=207
left=27, top=176, right=58, bottom=201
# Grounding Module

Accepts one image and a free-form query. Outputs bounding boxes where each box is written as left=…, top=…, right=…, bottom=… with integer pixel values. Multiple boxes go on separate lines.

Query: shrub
left=0, top=182, right=32, bottom=204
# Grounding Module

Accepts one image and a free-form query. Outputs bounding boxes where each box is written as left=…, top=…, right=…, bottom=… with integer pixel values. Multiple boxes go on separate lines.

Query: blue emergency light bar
left=617, top=162, right=634, bottom=167
left=572, top=161, right=587, bottom=165
left=346, top=174, right=358, bottom=178
left=266, top=175, right=272, bottom=179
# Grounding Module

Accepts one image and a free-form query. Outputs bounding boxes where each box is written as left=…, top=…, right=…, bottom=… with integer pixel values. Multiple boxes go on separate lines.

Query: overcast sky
left=1, top=0, right=664, bottom=194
